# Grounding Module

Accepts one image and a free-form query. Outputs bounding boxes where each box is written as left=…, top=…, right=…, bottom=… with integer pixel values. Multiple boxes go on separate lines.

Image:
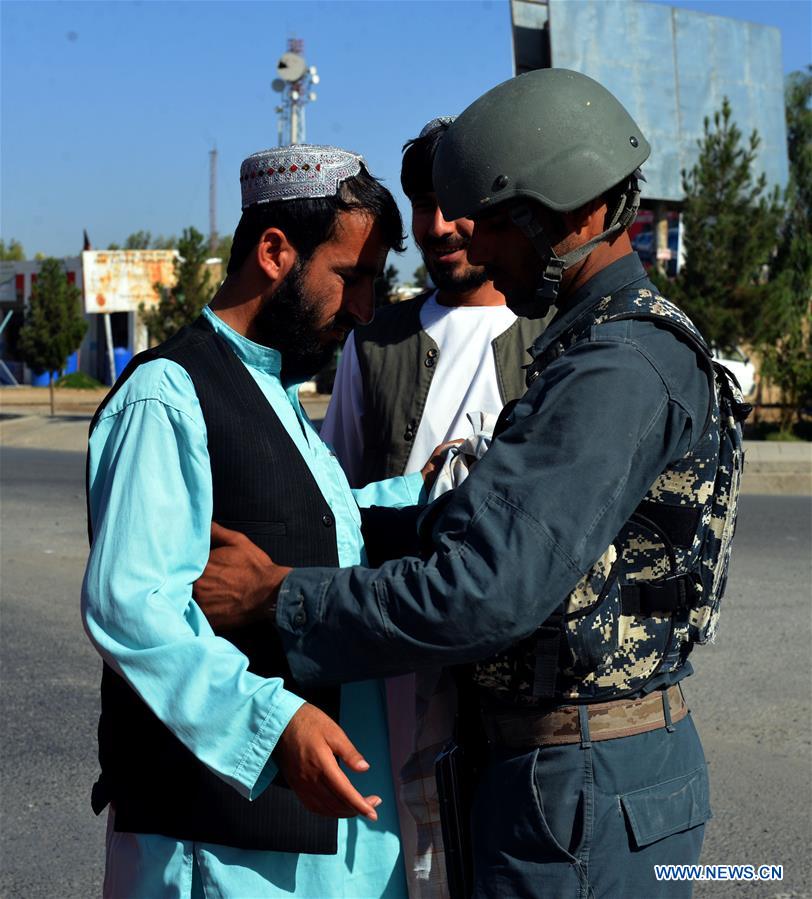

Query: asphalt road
left=1, top=446, right=810, bottom=898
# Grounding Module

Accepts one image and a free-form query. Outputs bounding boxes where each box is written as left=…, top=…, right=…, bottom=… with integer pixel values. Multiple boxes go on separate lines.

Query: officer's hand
left=193, top=523, right=292, bottom=630
left=275, top=703, right=382, bottom=821
left=421, top=439, right=464, bottom=491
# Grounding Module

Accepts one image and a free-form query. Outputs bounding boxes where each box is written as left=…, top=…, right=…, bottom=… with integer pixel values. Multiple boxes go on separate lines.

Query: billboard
left=82, top=250, right=177, bottom=314
left=510, top=0, right=789, bottom=203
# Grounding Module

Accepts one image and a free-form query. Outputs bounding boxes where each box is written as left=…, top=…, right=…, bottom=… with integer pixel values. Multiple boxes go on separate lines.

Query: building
left=0, top=253, right=223, bottom=386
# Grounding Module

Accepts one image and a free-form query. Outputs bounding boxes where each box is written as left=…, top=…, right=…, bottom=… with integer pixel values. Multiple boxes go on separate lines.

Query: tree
left=374, top=264, right=399, bottom=306
left=413, top=263, right=428, bottom=288
left=17, top=258, right=88, bottom=415
left=124, top=230, right=152, bottom=250
left=758, top=68, right=812, bottom=433
left=0, top=239, right=25, bottom=261
left=213, top=235, right=233, bottom=266
left=652, top=98, right=783, bottom=349
left=140, top=227, right=214, bottom=344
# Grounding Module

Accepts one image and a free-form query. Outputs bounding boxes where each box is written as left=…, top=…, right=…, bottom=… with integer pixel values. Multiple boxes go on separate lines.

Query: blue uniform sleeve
left=276, top=330, right=708, bottom=685
left=82, top=360, right=304, bottom=798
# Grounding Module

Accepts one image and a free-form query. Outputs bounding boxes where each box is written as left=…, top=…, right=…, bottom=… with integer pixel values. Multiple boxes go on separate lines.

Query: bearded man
left=82, top=145, right=441, bottom=898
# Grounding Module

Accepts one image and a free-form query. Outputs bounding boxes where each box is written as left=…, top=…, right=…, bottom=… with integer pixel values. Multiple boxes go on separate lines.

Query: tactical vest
left=472, top=287, right=749, bottom=706
left=87, top=316, right=342, bottom=853
left=355, top=292, right=545, bottom=481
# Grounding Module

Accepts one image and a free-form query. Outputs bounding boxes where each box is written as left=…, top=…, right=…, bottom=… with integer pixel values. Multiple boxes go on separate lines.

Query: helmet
left=433, top=68, right=649, bottom=221
left=433, top=69, right=650, bottom=303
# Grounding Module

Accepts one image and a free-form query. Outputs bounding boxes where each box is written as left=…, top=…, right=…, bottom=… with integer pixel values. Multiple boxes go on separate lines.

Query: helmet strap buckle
left=538, top=257, right=565, bottom=301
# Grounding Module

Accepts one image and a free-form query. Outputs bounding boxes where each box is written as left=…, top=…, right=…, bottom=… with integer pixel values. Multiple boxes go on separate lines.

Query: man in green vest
left=319, top=117, right=546, bottom=894
left=321, top=116, right=544, bottom=488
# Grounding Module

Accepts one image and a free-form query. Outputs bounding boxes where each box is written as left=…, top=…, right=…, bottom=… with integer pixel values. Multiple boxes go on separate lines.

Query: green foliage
left=124, top=230, right=152, bottom=250
left=758, top=68, right=812, bottom=433
left=108, top=232, right=178, bottom=251
left=375, top=264, right=399, bottom=306
left=56, top=371, right=104, bottom=389
left=654, top=98, right=783, bottom=349
left=213, top=235, right=233, bottom=266
left=0, top=239, right=25, bottom=261
left=412, top=263, right=428, bottom=287
left=18, top=258, right=88, bottom=414
left=139, top=227, right=214, bottom=344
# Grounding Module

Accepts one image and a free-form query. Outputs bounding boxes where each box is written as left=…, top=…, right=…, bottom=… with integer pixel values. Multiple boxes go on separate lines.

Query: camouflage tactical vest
left=472, top=287, right=750, bottom=706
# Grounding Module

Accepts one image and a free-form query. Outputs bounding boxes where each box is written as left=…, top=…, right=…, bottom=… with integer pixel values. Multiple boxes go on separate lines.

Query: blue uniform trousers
left=471, top=712, right=711, bottom=898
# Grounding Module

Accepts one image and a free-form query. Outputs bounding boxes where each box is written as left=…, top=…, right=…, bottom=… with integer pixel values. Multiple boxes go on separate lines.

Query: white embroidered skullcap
left=418, top=116, right=457, bottom=138
left=239, top=145, right=365, bottom=210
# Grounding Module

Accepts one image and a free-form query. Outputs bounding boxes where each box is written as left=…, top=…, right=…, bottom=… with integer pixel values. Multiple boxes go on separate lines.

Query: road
left=1, top=445, right=810, bottom=898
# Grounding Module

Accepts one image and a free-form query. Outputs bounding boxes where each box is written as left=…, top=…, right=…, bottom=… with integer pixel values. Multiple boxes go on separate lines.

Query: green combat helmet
left=433, top=68, right=651, bottom=302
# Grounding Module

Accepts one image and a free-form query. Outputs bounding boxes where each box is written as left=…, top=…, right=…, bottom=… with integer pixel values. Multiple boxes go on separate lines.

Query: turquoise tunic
left=83, top=306, right=420, bottom=898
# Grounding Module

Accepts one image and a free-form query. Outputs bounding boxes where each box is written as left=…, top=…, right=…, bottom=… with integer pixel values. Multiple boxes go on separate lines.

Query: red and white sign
left=82, top=250, right=177, bottom=314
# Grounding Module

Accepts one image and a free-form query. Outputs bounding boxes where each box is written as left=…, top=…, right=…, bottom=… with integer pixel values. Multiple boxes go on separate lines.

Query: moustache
left=423, top=237, right=469, bottom=255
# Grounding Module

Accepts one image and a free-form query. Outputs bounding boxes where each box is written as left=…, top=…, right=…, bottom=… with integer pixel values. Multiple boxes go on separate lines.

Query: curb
left=742, top=441, right=811, bottom=495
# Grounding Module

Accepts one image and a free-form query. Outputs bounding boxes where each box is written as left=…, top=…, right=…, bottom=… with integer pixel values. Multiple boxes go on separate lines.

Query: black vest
left=88, top=317, right=341, bottom=853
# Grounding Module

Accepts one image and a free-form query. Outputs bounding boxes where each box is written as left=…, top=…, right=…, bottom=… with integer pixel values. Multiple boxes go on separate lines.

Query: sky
left=1, top=0, right=810, bottom=281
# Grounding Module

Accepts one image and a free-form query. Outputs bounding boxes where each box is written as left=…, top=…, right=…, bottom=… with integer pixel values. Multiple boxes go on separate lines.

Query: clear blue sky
left=1, top=0, right=809, bottom=280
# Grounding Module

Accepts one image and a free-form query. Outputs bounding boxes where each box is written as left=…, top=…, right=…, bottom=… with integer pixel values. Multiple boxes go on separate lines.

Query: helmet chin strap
left=510, top=173, right=642, bottom=306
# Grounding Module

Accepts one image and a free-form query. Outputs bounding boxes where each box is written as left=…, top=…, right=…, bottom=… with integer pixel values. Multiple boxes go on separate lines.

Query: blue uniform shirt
left=276, top=255, right=711, bottom=688
left=83, top=305, right=420, bottom=898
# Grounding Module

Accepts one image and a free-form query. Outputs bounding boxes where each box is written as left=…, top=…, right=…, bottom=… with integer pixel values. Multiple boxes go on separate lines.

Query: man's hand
left=275, top=703, right=382, bottom=821
left=421, top=439, right=464, bottom=492
left=193, top=523, right=291, bottom=630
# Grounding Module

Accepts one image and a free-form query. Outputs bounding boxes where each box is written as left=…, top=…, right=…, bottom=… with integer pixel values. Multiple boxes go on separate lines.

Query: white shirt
left=322, top=291, right=517, bottom=485
left=321, top=292, right=518, bottom=897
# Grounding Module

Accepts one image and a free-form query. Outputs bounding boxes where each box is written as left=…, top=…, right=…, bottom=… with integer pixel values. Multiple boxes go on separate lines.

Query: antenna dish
left=271, top=78, right=285, bottom=93
left=277, top=52, right=306, bottom=83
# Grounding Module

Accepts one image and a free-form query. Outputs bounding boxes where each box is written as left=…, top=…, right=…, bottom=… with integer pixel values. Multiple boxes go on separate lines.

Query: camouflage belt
left=481, top=685, right=688, bottom=748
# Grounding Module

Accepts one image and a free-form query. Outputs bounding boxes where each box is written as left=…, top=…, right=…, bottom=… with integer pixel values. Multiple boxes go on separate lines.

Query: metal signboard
left=82, top=250, right=177, bottom=314
left=511, top=0, right=789, bottom=203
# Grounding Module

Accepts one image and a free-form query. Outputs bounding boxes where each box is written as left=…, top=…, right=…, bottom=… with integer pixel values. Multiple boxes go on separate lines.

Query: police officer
left=199, top=70, right=746, bottom=897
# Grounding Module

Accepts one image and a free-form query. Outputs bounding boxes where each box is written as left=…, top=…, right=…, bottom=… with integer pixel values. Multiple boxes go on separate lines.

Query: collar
left=530, top=254, right=649, bottom=359
left=202, top=306, right=283, bottom=378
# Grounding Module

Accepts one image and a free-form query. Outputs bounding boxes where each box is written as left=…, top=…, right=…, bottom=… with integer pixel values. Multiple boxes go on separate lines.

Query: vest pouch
left=620, top=764, right=712, bottom=849
left=560, top=545, right=620, bottom=686
left=688, top=366, right=746, bottom=645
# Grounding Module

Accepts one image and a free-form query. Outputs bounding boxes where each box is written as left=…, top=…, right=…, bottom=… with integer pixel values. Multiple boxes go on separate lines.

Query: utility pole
left=209, top=146, right=218, bottom=257
left=272, top=38, right=319, bottom=146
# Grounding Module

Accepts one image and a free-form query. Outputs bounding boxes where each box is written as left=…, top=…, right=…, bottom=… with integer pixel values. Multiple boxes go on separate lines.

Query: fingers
left=210, top=521, right=245, bottom=547
left=314, top=752, right=379, bottom=821
left=277, top=704, right=383, bottom=822
left=326, top=727, right=370, bottom=773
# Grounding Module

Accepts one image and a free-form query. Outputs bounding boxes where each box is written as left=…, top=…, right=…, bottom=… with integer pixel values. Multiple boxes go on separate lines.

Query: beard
left=254, top=260, right=340, bottom=383
left=421, top=236, right=489, bottom=293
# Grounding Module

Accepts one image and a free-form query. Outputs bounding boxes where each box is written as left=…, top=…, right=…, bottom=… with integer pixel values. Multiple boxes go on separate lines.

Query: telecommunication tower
left=208, top=145, right=218, bottom=256
left=272, top=38, right=319, bottom=145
